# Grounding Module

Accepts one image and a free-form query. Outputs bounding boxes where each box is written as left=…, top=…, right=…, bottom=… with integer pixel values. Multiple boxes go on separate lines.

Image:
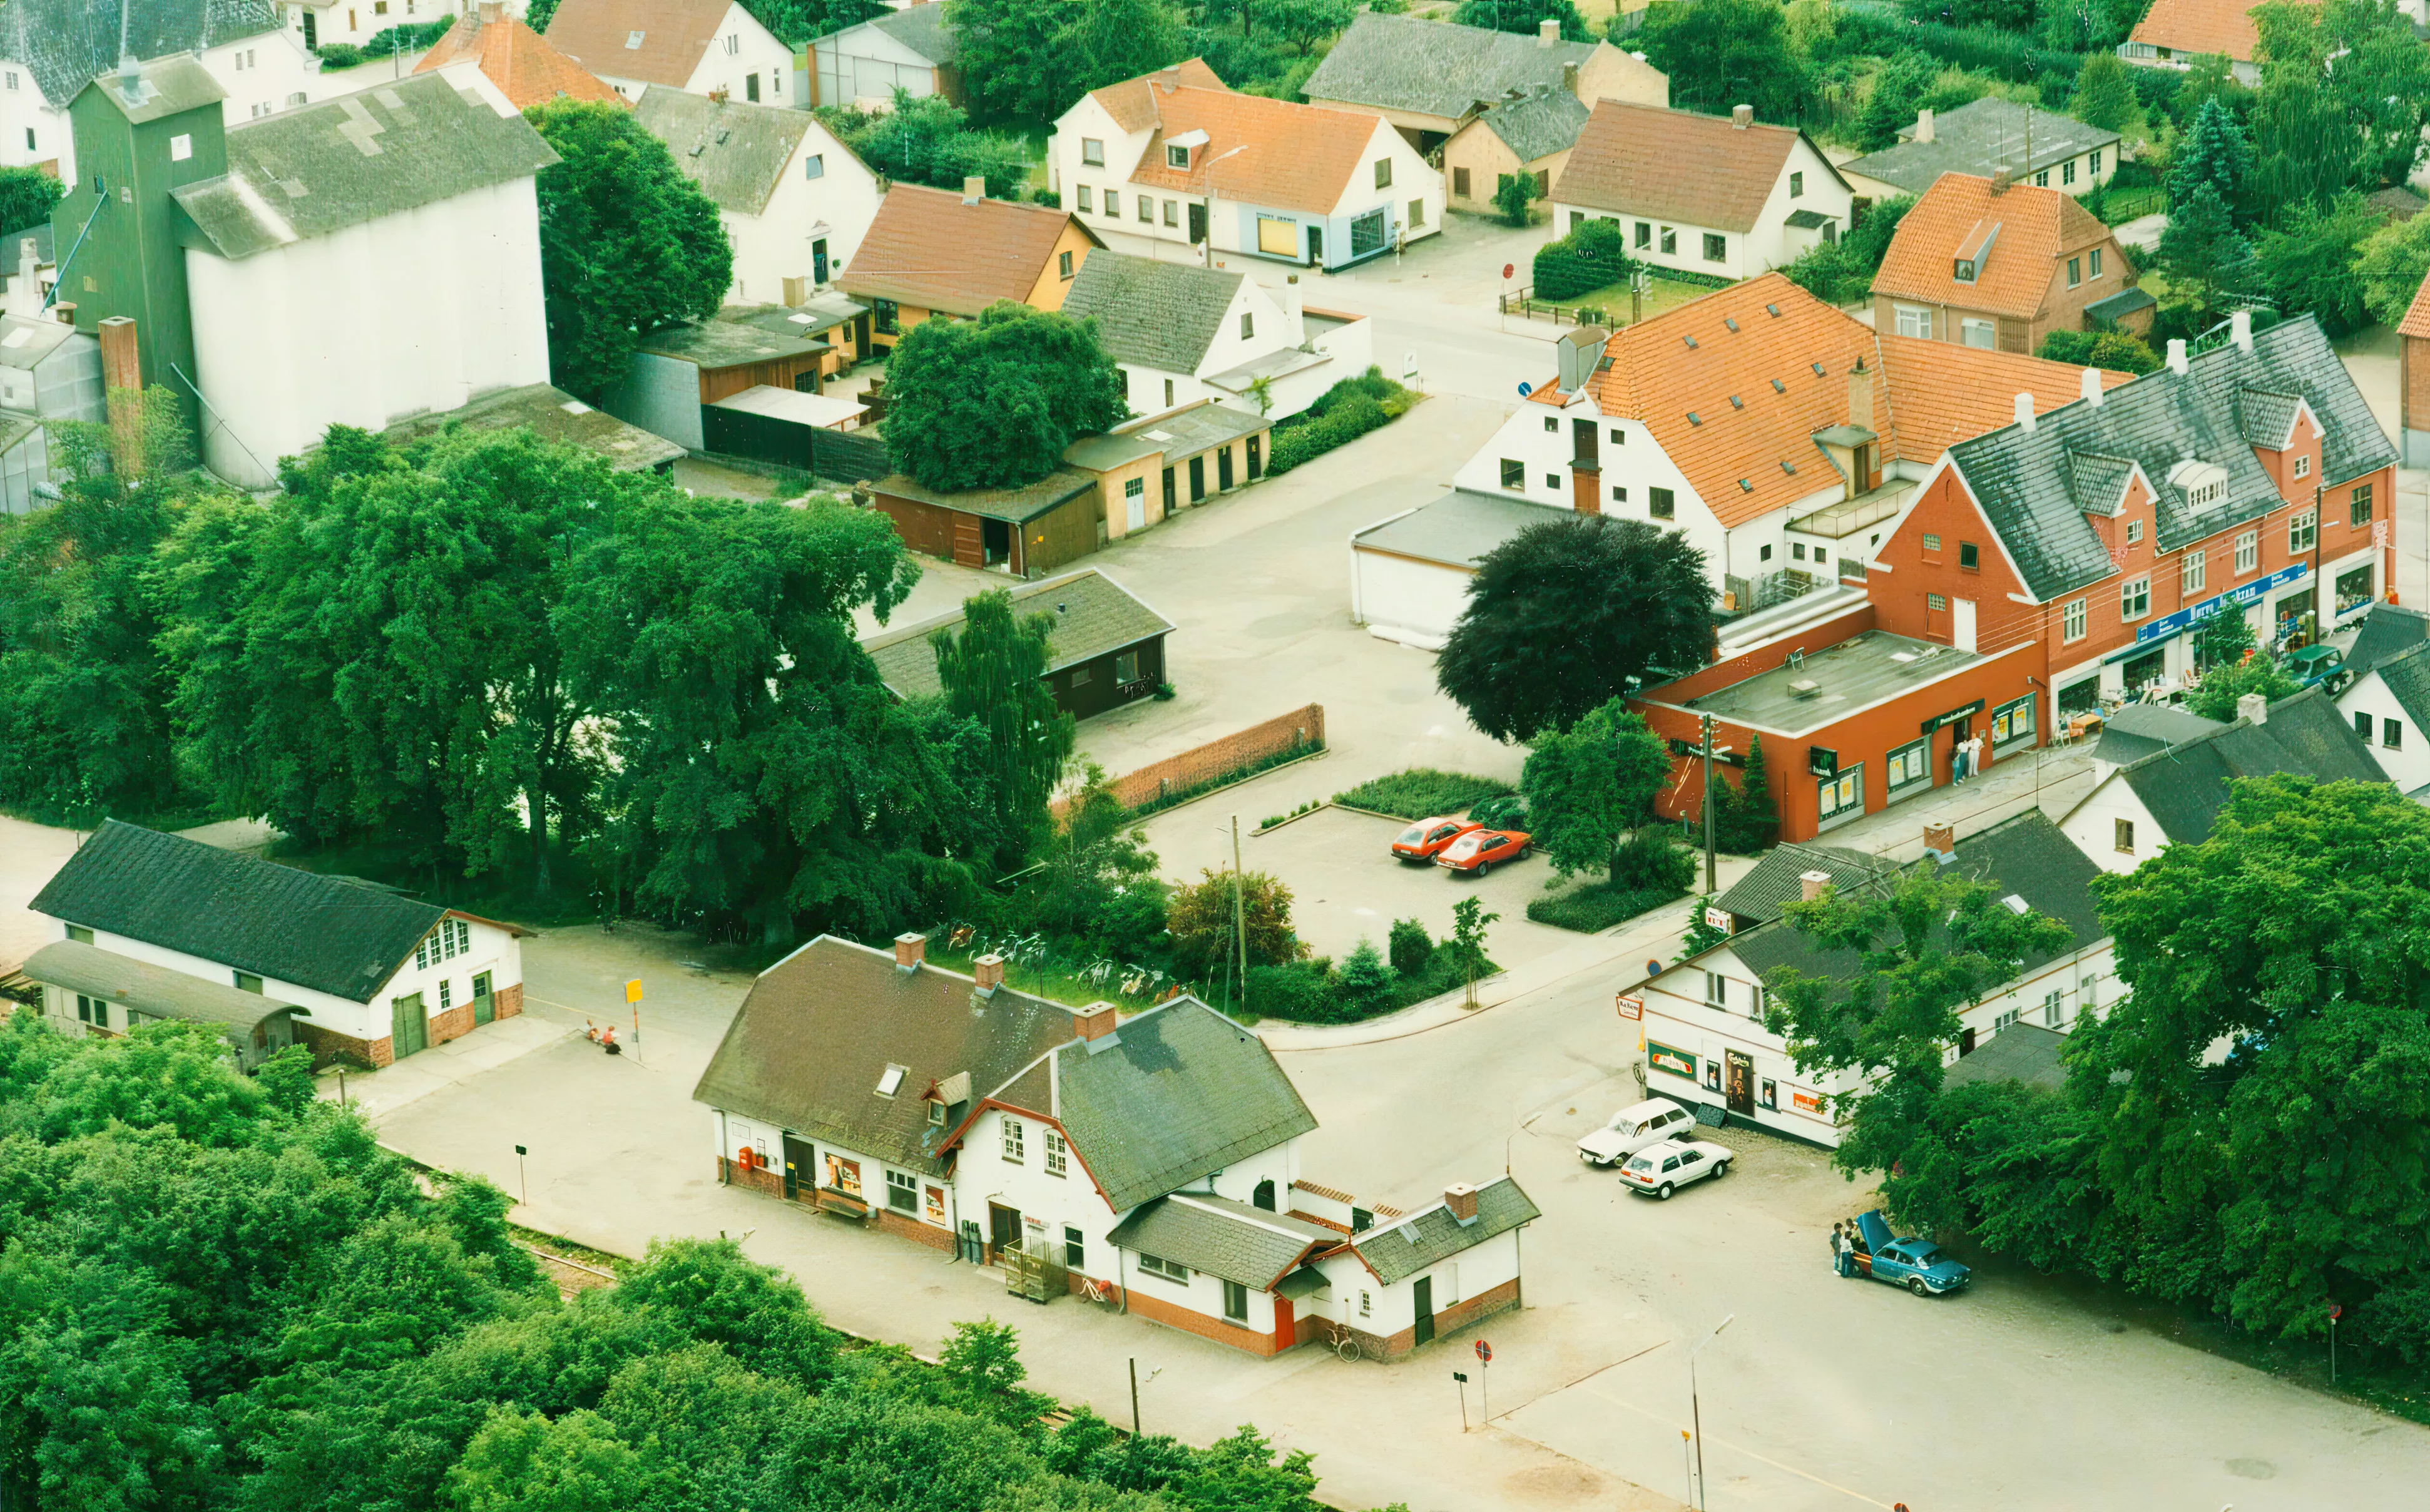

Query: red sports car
left=1390, top=815, right=1481, bottom=862
left=1436, top=829, right=1532, bottom=876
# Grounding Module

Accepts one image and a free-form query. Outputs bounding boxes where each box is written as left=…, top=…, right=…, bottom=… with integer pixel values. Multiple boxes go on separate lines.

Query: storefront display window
left=2122, top=648, right=2165, bottom=690
left=1990, top=696, right=2035, bottom=747
left=1816, top=764, right=1864, bottom=829
left=1886, top=738, right=1929, bottom=795
left=2337, top=564, right=2375, bottom=616
left=2058, top=678, right=2100, bottom=716
left=823, top=1153, right=861, bottom=1195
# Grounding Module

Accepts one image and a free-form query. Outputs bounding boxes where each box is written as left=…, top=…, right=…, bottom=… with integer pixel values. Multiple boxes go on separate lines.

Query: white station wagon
left=1576, top=1097, right=1697, bottom=1167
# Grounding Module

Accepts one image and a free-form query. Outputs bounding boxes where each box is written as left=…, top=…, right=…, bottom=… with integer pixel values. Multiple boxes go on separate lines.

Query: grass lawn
left=1515, top=272, right=1716, bottom=328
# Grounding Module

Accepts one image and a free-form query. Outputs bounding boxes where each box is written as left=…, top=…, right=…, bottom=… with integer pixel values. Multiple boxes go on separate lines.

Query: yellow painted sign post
left=626, top=979, right=642, bottom=1048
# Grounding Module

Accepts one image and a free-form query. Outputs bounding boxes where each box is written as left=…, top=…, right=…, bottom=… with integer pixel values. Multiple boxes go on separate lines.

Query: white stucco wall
left=2058, top=777, right=2165, bottom=875
left=185, top=172, right=549, bottom=488
left=2337, top=670, right=2430, bottom=794
left=0, top=29, right=322, bottom=186
left=723, top=117, right=881, bottom=305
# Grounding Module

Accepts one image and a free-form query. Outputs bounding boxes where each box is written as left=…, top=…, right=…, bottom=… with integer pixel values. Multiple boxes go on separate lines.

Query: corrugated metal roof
left=23, top=939, right=302, bottom=1031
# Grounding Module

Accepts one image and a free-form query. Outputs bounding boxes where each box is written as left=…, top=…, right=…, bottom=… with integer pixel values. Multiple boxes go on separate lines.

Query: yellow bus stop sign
left=625, top=979, right=643, bottom=1003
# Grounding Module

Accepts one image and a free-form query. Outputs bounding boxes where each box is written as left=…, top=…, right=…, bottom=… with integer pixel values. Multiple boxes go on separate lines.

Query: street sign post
left=514, top=1143, right=528, bottom=1207
left=1452, top=1370, right=1469, bottom=1430
left=2331, top=1302, right=2342, bottom=1384
left=1474, top=1339, right=1491, bottom=1423
left=625, top=978, right=643, bottom=1050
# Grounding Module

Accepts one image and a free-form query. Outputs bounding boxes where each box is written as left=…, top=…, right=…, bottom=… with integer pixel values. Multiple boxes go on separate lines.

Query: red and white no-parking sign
left=1474, top=1339, right=1493, bottom=1364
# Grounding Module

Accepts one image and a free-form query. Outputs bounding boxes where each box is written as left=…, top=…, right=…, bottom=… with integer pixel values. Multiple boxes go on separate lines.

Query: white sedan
left=1618, top=1138, right=1732, bottom=1199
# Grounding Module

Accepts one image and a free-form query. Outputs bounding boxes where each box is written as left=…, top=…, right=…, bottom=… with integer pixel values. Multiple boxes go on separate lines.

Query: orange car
left=1391, top=815, right=1481, bottom=863
left=1436, top=829, right=1532, bottom=877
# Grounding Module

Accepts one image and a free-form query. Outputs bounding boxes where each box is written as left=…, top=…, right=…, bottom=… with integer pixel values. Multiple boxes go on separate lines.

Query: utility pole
left=1700, top=713, right=1718, bottom=894
left=1232, top=815, right=1249, bottom=1014
left=1688, top=1314, right=1734, bottom=1510
left=1129, top=1357, right=1143, bottom=1436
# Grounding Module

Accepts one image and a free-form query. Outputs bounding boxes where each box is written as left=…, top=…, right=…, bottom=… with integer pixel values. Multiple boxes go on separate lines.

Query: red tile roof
left=416, top=8, right=621, bottom=110
left=1870, top=173, right=2122, bottom=322
left=2400, top=268, right=2430, bottom=341
left=1092, top=58, right=1227, bottom=132
left=544, top=0, right=730, bottom=88
left=1090, top=62, right=1389, bottom=218
left=2128, top=0, right=2309, bottom=62
left=1554, top=100, right=1825, bottom=234
left=839, top=183, right=1100, bottom=315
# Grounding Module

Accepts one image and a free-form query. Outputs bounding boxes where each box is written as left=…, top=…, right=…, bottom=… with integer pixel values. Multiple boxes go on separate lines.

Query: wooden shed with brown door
left=863, top=468, right=1101, bottom=579
left=600, top=306, right=832, bottom=452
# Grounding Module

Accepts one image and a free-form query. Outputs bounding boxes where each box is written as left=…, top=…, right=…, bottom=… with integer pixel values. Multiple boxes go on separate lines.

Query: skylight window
left=1772, top=379, right=1785, bottom=393
left=626, top=29, right=646, bottom=47
left=1724, top=317, right=1739, bottom=332
left=1738, top=479, right=1754, bottom=493
left=1683, top=334, right=1698, bottom=349
left=876, top=1065, right=906, bottom=1097
left=1811, top=361, right=1826, bottom=376
left=1780, top=460, right=1796, bottom=474
left=1765, top=304, right=1782, bottom=317
left=1687, top=412, right=1701, bottom=425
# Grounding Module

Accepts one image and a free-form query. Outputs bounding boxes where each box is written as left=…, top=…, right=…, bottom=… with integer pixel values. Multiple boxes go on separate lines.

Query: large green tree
left=1436, top=514, right=1713, bottom=743
left=2250, top=0, right=2430, bottom=211
left=2168, top=97, right=2253, bottom=220
left=0, top=163, right=63, bottom=235
left=526, top=99, right=732, bottom=401
left=2070, top=52, right=2138, bottom=132
left=2357, top=207, right=2430, bottom=325
left=1637, top=0, right=1810, bottom=124
left=1451, top=0, right=1590, bottom=41
left=1517, top=696, right=1674, bottom=879
left=2252, top=192, right=2378, bottom=337
left=825, top=91, right=1033, bottom=199
left=930, top=589, right=1076, bottom=872
left=2155, top=182, right=2255, bottom=322
left=946, top=0, right=1184, bottom=124
left=883, top=303, right=1128, bottom=491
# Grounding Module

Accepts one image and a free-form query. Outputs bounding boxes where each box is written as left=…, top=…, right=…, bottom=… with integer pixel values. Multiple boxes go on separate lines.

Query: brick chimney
left=973, top=953, right=1004, bottom=993
left=1732, top=104, right=1753, bottom=128
left=2081, top=366, right=2104, bottom=408
left=1847, top=360, right=1873, bottom=436
left=892, top=932, right=925, bottom=971
left=1538, top=18, right=1558, bottom=46
left=1075, top=1001, right=1118, bottom=1041
left=1923, top=822, right=1954, bottom=860
left=1799, top=869, right=1832, bottom=902
left=1989, top=168, right=2013, bottom=195
left=2239, top=691, right=2268, bottom=725
left=1444, top=1182, right=1479, bottom=1223
left=961, top=174, right=984, bottom=205
left=98, top=316, right=145, bottom=471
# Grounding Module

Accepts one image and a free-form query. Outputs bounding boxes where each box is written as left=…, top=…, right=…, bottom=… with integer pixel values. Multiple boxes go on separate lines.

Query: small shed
left=23, top=938, right=307, bottom=1071
left=860, top=566, right=1174, bottom=719
left=603, top=307, right=832, bottom=452
left=0, top=314, right=102, bottom=420
left=864, top=468, right=1100, bottom=578
left=380, top=384, right=685, bottom=474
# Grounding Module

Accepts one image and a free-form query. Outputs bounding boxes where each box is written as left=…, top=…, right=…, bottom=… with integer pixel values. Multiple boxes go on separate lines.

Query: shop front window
left=2058, top=678, right=2099, bottom=716
left=1816, top=764, right=1864, bottom=829
left=1886, top=738, right=1930, bottom=795
left=1991, top=695, right=2035, bottom=746
left=2123, top=648, right=2165, bottom=690
left=2338, top=564, right=2376, bottom=616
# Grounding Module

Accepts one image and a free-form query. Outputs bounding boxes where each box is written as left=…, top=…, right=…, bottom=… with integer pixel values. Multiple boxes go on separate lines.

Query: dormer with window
left=2168, top=457, right=2227, bottom=513
left=1953, top=218, right=1999, bottom=285
left=1165, top=128, right=1208, bottom=172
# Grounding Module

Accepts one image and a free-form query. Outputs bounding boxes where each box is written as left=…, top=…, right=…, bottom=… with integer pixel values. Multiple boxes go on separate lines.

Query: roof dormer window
left=1167, top=143, right=1189, bottom=168
left=875, top=1065, right=906, bottom=1098
left=1953, top=258, right=1977, bottom=284
left=2168, top=458, right=2227, bottom=510
left=928, top=1098, right=947, bottom=1126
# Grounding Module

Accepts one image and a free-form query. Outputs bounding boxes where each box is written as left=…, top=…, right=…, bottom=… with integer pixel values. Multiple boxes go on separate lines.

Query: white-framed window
left=1895, top=305, right=1931, bottom=339
left=2090, top=247, right=2103, bottom=278
left=805, top=153, right=824, bottom=179
left=2063, top=160, right=2077, bottom=186
left=1705, top=971, right=1727, bottom=1008
left=1105, top=190, right=1120, bottom=217
left=2033, top=170, right=2048, bottom=188
left=1044, top=1128, right=1068, bottom=1177
left=1887, top=738, right=1929, bottom=794
left=887, top=1169, right=917, bottom=1212
left=1064, top=1225, right=1085, bottom=1268
left=4, top=73, right=14, bottom=89
left=1138, top=1252, right=1190, bottom=1282
left=1660, top=227, right=1677, bottom=254
left=2067, top=256, right=2082, bottom=288
left=1960, top=318, right=1996, bottom=349
left=76, top=994, right=106, bottom=1027
left=2182, top=551, right=2207, bottom=595
left=1817, top=764, right=1864, bottom=826
left=1138, top=195, right=1152, bottom=222
left=1499, top=459, right=1524, bottom=491
left=1240, top=312, right=1253, bottom=340
left=2063, top=598, right=2087, bottom=643
left=234, top=971, right=263, bottom=994
left=1001, top=1116, right=1025, bottom=1163
left=439, top=979, right=452, bottom=1011
left=1790, top=170, right=1805, bottom=197
left=1076, top=185, right=1092, bottom=212
left=2091, top=149, right=2104, bottom=175
left=2290, top=509, right=2317, bottom=553
left=2045, top=990, right=2065, bottom=1026
left=2293, top=453, right=2311, bottom=479
left=2126, top=519, right=2142, bottom=544
left=1991, top=695, right=2034, bottom=745
left=2386, top=718, right=2405, bottom=750
left=2120, top=575, right=2150, bottom=621
left=1223, top=1278, right=1251, bottom=1320
left=1082, top=137, right=1105, bottom=166
left=1167, top=143, right=1189, bottom=169
left=2115, top=818, right=2135, bottom=853
left=1374, top=157, right=1391, bottom=188
left=1163, top=198, right=1178, bottom=226
left=2235, top=529, right=2257, bottom=574
left=1359, top=1289, right=1372, bottom=1316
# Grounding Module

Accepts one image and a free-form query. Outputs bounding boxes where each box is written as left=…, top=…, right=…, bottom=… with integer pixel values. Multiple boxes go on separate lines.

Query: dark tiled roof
left=1943, top=1021, right=2068, bottom=1091
left=1041, top=1000, right=1317, bottom=1212
left=635, top=86, right=817, bottom=217
left=1843, top=98, right=2118, bottom=196
left=1716, top=842, right=1898, bottom=926
left=2238, top=387, right=2302, bottom=449
left=23, top=939, right=304, bottom=1032
left=859, top=567, right=1173, bottom=702
left=1731, top=810, right=2106, bottom=986
left=867, top=468, right=1095, bottom=524
left=691, top=937, right=1081, bottom=1178
left=378, top=384, right=686, bottom=473
left=1303, top=12, right=1597, bottom=122
left=2090, top=702, right=2227, bottom=767
left=1943, top=317, right=2396, bottom=601
left=2343, top=603, right=2430, bottom=680
left=1105, top=1193, right=1335, bottom=1288
left=1479, top=88, right=1591, bottom=166
left=2085, top=287, right=2157, bottom=322
left=2364, top=643, right=2430, bottom=732
left=2113, top=687, right=2386, bottom=845
left=174, top=73, right=560, bottom=260
left=6, top=0, right=277, bottom=109
left=28, top=822, right=446, bottom=1002
left=1061, top=253, right=1242, bottom=375
left=1350, top=1177, right=1540, bottom=1286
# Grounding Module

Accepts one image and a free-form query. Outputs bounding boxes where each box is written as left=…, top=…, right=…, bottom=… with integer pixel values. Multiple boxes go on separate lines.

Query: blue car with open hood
left=1853, top=1210, right=1970, bottom=1297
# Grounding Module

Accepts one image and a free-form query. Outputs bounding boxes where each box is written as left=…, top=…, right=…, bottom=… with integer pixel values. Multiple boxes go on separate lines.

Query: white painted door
left=1954, top=597, right=1978, bottom=653
left=1126, top=486, right=1146, bottom=533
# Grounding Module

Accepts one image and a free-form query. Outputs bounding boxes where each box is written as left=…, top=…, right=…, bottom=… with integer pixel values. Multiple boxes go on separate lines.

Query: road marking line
left=1484, top=1337, right=1670, bottom=1424
left=1569, top=1382, right=1896, bottom=1509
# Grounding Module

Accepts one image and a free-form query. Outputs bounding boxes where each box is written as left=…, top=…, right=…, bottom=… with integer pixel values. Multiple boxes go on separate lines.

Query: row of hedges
left=316, top=19, right=452, bottom=69
left=1248, top=920, right=1498, bottom=1024
left=1534, top=218, right=1638, bottom=302
left=1263, top=367, right=1418, bottom=477
left=1827, top=13, right=2091, bottom=107
left=1526, top=880, right=1688, bottom=932
left=1332, top=768, right=1513, bottom=820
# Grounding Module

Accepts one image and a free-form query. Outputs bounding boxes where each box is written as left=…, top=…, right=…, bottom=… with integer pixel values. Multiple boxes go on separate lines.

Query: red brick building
left=1871, top=171, right=2150, bottom=354
left=1872, top=312, right=2397, bottom=731
left=2401, top=270, right=2430, bottom=467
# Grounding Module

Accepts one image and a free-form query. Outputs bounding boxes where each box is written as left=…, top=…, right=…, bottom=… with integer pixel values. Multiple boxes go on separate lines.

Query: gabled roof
left=1090, top=56, right=1225, bottom=133
left=173, top=71, right=559, bottom=260
left=1942, top=1021, right=2068, bottom=1091
left=1872, top=173, right=2123, bottom=322
left=691, top=937, right=1084, bottom=1179
left=27, top=821, right=449, bottom=1003
left=838, top=183, right=1098, bottom=317
left=1101, top=67, right=1391, bottom=218
left=1844, top=98, right=2119, bottom=197
left=1554, top=100, right=1832, bottom=234
left=543, top=0, right=738, bottom=87
left=1301, top=11, right=1599, bottom=122
left=1942, top=316, right=2396, bottom=601
left=2342, top=603, right=2430, bottom=681
left=2090, top=702, right=2228, bottom=767
left=2365, top=643, right=2430, bottom=732
left=1105, top=1193, right=1337, bottom=1289
left=377, top=383, right=686, bottom=472
left=634, top=85, right=822, bottom=217
left=1580, top=275, right=2118, bottom=529
left=2104, top=687, right=2384, bottom=845
left=1479, top=88, right=1592, bottom=166
left=1715, top=842, right=1899, bottom=926
left=2398, top=268, right=2430, bottom=341
left=865, top=3, right=958, bottom=64
left=415, top=7, right=621, bottom=110
left=859, top=567, right=1173, bottom=702
left=1349, top=1177, right=1539, bottom=1286
left=1018, top=999, right=1318, bottom=1212
left=2128, top=0, right=2296, bottom=63
left=1061, top=252, right=1243, bottom=375
left=23, top=939, right=304, bottom=1034
left=3, top=0, right=277, bottom=109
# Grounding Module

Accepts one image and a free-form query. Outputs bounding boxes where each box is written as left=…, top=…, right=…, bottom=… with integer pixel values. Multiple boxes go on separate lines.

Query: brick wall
left=431, top=1002, right=475, bottom=1045
left=718, top=1157, right=787, bottom=1198
left=493, top=983, right=524, bottom=1019
left=876, top=1206, right=957, bottom=1253
left=1339, top=1276, right=1523, bottom=1361
left=295, top=1020, right=392, bottom=1069
left=1085, top=703, right=1326, bottom=814
left=1119, top=1284, right=1288, bottom=1357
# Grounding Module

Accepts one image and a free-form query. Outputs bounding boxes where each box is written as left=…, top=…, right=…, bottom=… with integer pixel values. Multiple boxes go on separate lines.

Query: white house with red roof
left=1349, top=274, right=2126, bottom=648
left=1551, top=100, right=1851, bottom=282
left=1049, top=59, right=1441, bottom=270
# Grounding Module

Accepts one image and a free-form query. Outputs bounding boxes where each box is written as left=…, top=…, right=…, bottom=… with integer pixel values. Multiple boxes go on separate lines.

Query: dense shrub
left=1532, top=217, right=1636, bottom=301
left=1610, top=827, right=1695, bottom=894
left=1387, top=917, right=1434, bottom=977
left=1470, top=792, right=1528, bottom=830
left=315, top=41, right=365, bottom=67
left=1332, top=768, right=1514, bottom=820
left=1246, top=960, right=1340, bottom=1021
left=365, top=18, right=456, bottom=55
left=1335, top=939, right=1398, bottom=1016
left=1263, top=367, right=1417, bottom=476
left=1526, top=880, right=1689, bottom=932
left=2037, top=329, right=2162, bottom=373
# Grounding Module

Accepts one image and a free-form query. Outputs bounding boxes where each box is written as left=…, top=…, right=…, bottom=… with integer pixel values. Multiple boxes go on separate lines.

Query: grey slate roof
left=867, top=3, right=959, bottom=63
left=2238, top=387, right=2302, bottom=449
left=86, top=52, right=225, bottom=123
left=27, top=821, right=447, bottom=1003
left=2342, top=603, right=2430, bottom=681
left=379, top=384, right=686, bottom=473
left=1105, top=1193, right=1336, bottom=1289
left=1304, top=12, right=1596, bottom=123
left=869, top=468, right=1096, bottom=524
left=1034, top=999, right=1318, bottom=1212
left=2085, top=287, right=2157, bottom=322
left=860, top=566, right=1173, bottom=702
left=1352, top=488, right=1571, bottom=569
left=1942, top=1021, right=2068, bottom=1091
left=1729, top=810, right=2107, bottom=989
left=2110, top=686, right=2387, bottom=845
left=638, top=307, right=830, bottom=369
left=1061, top=253, right=1242, bottom=375
left=173, top=72, right=560, bottom=260
left=5, top=0, right=278, bottom=109
left=1479, top=88, right=1591, bottom=166
left=1943, top=317, right=2396, bottom=601
left=633, top=85, right=814, bottom=217
left=1350, top=1177, right=1540, bottom=1287
left=1715, top=842, right=1898, bottom=926
left=23, top=939, right=304, bottom=1033
left=691, top=937, right=1083, bottom=1179
left=2371, top=643, right=2430, bottom=732
left=2090, top=702, right=2227, bottom=767
left=1844, top=98, right=2118, bottom=197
